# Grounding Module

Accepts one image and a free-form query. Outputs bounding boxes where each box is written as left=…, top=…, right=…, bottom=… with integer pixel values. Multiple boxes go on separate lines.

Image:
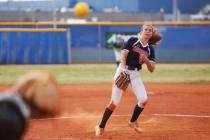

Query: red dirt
left=3, top=83, right=210, bottom=140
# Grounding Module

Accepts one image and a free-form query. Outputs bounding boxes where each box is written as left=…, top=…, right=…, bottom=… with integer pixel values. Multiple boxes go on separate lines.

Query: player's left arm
left=147, top=60, right=155, bottom=73
left=143, top=28, right=162, bottom=72
left=141, top=55, right=155, bottom=72
left=141, top=46, right=156, bottom=73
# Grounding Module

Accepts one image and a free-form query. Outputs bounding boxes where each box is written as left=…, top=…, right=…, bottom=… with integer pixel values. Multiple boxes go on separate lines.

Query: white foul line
left=30, top=137, right=84, bottom=140
left=30, top=113, right=210, bottom=121
left=153, top=113, right=210, bottom=118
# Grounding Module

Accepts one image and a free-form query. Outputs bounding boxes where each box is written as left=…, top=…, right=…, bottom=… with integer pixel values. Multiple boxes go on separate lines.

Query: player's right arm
left=121, top=50, right=128, bottom=69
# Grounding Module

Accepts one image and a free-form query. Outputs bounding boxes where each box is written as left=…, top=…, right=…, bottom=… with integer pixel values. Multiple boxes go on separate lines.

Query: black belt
left=127, top=66, right=140, bottom=71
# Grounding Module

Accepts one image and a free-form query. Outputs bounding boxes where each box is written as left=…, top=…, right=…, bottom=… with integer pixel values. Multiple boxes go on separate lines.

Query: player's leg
left=95, top=84, right=123, bottom=136
left=129, top=73, right=148, bottom=132
left=130, top=77, right=148, bottom=121
left=96, top=66, right=123, bottom=136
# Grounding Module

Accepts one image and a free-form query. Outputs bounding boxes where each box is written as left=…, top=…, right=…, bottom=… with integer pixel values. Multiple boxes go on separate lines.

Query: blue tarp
left=0, top=24, right=210, bottom=64
left=0, top=31, right=68, bottom=64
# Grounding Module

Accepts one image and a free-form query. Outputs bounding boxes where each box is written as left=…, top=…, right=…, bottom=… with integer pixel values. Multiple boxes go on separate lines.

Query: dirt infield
left=3, top=83, right=209, bottom=140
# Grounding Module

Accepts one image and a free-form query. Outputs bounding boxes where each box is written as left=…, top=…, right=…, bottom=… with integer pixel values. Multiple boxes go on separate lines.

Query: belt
left=127, top=66, right=140, bottom=71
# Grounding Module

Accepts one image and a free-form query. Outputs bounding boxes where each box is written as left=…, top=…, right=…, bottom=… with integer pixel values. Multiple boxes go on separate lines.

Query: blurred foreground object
left=0, top=71, right=59, bottom=140
left=13, top=71, right=60, bottom=116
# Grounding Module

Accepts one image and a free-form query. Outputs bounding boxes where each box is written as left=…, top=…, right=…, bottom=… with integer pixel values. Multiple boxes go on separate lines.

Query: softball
left=74, top=2, right=89, bottom=18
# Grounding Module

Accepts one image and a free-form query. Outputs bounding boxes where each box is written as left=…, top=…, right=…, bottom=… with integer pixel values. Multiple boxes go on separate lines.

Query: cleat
left=95, top=125, right=104, bottom=136
left=128, top=121, right=142, bottom=133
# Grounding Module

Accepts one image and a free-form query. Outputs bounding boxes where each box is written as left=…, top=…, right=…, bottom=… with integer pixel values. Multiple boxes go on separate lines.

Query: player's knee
left=141, top=100, right=148, bottom=107
left=138, top=96, right=148, bottom=108
left=113, top=99, right=121, bottom=107
left=107, top=101, right=118, bottom=111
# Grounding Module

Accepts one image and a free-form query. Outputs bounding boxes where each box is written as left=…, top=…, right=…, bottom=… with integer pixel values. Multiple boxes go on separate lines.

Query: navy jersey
left=123, top=37, right=155, bottom=70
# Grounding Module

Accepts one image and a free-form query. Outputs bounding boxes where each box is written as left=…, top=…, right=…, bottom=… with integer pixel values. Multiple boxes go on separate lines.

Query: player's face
left=141, top=25, right=153, bottom=40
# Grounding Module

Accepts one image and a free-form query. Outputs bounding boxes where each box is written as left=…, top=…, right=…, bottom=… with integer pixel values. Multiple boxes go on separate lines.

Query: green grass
left=0, top=64, right=210, bottom=85
left=140, top=64, right=210, bottom=83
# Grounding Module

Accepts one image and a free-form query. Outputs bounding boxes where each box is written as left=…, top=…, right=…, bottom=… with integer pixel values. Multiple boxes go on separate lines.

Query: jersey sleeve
left=148, top=46, right=156, bottom=62
left=123, top=37, right=138, bottom=52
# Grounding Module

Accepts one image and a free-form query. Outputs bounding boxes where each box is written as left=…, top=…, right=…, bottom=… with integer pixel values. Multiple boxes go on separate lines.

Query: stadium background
left=0, top=0, right=210, bottom=64
left=0, top=1, right=210, bottom=140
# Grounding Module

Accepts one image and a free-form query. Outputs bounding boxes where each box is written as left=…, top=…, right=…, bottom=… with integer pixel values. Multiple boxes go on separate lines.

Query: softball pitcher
left=95, top=24, right=162, bottom=136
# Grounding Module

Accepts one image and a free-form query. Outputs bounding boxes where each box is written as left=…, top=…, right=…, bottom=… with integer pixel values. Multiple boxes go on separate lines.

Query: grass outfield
left=0, top=64, right=210, bottom=85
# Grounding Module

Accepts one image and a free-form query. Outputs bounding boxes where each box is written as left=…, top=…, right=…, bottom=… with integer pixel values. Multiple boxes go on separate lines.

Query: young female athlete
left=95, top=24, right=162, bottom=136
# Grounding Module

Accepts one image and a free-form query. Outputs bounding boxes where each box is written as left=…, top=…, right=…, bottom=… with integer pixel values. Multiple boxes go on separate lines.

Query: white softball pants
left=111, top=64, right=148, bottom=108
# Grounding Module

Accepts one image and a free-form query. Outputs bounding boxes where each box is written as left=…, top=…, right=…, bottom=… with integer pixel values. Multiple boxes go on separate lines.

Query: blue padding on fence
left=0, top=31, right=68, bottom=64
left=156, top=25, right=210, bottom=62
left=69, top=25, right=210, bottom=62
left=0, top=24, right=210, bottom=64
left=70, top=26, right=99, bottom=48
